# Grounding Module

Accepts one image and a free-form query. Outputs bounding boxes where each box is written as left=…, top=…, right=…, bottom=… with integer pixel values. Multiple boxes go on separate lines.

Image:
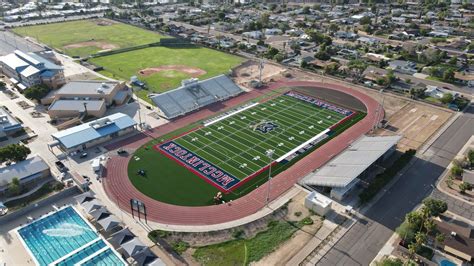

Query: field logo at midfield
left=284, top=91, right=354, bottom=116
left=157, top=141, right=240, bottom=191
left=251, top=121, right=279, bottom=134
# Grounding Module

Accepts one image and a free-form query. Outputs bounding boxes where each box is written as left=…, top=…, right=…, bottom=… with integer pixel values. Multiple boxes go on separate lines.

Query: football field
left=157, top=91, right=354, bottom=192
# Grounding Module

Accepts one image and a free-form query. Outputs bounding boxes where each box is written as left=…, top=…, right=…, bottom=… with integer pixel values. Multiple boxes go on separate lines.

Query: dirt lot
left=234, top=61, right=286, bottom=88
left=377, top=102, right=452, bottom=151
left=254, top=191, right=323, bottom=266
left=286, top=69, right=454, bottom=151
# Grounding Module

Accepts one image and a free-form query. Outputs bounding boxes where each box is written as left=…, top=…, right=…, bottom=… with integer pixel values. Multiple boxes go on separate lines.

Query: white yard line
left=276, top=129, right=331, bottom=162
left=204, top=102, right=260, bottom=127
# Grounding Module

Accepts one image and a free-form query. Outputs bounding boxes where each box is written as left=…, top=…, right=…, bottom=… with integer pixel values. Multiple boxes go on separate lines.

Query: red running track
left=103, top=80, right=383, bottom=226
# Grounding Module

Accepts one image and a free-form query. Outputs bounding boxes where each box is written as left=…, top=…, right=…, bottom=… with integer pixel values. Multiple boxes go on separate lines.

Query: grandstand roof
left=150, top=75, right=243, bottom=119
left=302, top=135, right=402, bottom=188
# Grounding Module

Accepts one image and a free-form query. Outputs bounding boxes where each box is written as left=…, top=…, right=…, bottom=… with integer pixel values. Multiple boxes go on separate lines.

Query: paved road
left=318, top=104, right=474, bottom=266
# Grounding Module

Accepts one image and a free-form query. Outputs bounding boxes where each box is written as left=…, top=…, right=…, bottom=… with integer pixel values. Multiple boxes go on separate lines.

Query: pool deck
left=0, top=194, right=78, bottom=265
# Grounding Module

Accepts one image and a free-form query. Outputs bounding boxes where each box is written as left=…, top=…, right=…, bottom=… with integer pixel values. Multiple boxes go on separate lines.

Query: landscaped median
left=359, top=149, right=416, bottom=204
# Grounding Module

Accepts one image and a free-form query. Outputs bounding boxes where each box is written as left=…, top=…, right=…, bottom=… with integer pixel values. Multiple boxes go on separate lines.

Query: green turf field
left=13, top=19, right=164, bottom=57
left=89, top=46, right=244, bottom=100
left=129, top=91, right=365, bottom=206
left=169, top=95, right=345, bottom=181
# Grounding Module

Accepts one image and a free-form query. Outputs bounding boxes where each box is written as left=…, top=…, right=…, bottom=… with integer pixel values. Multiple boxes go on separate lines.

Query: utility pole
left=265, top=149, right=274, bottom=206
left=83, top=102, right=88, bottom=117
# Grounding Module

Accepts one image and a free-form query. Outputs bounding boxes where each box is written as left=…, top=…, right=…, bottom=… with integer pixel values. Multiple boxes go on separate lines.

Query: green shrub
left=359, top=149, right=416, bottom=203
left=232, top=230, right=245, bottom=239
left=148, top=230, right=170, bottom=242
left=172, top=240, right=190, bottom=254
left=299, top=217, right=313, bottom=226
left=294, top=211, right=302, bottom=217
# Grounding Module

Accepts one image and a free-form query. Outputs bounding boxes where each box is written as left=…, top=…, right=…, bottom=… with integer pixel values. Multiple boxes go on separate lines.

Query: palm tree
left=435, top=233, right=445, bottom=249
left=8, top=177, right=21, bottom=196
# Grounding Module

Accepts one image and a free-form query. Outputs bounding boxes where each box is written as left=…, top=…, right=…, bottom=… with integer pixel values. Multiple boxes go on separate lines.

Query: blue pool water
left=439, top=259, right=457, bottom=266
left=82, top=248, right=125, bottom=265
left=17, top=206, right=125, bottom=266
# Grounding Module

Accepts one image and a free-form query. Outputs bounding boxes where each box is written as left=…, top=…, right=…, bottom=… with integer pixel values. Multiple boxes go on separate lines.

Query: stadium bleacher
left=150, top=75, right=244, bottom=119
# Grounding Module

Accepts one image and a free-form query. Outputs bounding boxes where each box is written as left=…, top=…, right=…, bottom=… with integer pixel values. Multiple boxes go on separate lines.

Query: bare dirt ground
left=377, top=103, right=452, bottom=151
left=93, top=18, right=118, bottom=26
left=234, top=61, right=286, bottom=88
left=286, top=68, right=454, bottom=151
left=253, top=191, right=323, bottom=266
left=63, top=41, right=119, bottom=50
left=139, top=65, right=207, bottom=77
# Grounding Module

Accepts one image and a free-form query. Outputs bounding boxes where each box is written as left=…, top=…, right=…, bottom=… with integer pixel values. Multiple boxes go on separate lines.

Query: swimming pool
left=16, top=206, right=126, bottom=266
left=439, top=259, right=457, bottom=266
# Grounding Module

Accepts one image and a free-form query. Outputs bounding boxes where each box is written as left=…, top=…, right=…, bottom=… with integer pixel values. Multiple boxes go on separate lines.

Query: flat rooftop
left=55, top=80, right=120, bottom=96
left=0, top=106, right=22, bottom=133
left=48, top=99, right=105, bottom=112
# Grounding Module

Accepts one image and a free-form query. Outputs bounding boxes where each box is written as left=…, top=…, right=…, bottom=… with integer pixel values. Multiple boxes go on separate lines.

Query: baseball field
left=89, top=46, right=244, bottom=100
left=13, top=19, right=165, bottom=57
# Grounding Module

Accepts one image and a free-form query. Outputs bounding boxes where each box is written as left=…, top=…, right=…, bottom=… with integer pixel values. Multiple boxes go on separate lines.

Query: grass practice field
left=13, top=19, right=164, bottom=57
left=129, top=90, right=364, bottom=206
left=90, top=46, right=244, bottom=100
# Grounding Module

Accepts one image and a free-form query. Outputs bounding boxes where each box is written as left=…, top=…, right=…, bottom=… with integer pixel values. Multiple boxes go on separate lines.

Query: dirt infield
left=63, top=41, right=119, bottom=50
left=139, top=65, right=207, bottom=77
left=102, top=80, right=382, bottom=226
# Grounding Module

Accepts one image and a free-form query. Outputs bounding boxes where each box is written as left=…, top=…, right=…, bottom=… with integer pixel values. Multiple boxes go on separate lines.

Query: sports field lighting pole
left=265, top=149, right=274, bottom=206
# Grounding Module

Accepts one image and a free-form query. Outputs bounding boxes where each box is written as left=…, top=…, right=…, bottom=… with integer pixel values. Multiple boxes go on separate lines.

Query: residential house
left=425, top=85, right=459, bottom=99
left=434, top=219, right=474, bottom=262
left=388, top=60, right=418, bottom=75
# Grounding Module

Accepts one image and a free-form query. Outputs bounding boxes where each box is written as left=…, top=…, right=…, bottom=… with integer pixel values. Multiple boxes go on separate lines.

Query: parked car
left=55, top=161, right=67, bottom=172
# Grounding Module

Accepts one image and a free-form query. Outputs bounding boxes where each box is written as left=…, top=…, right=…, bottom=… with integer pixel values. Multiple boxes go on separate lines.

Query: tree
left=451, top=164, right=463, bottom=177
left=376, top=257, right=403, bottom=266
left=467, top=149, right=474, bottom=164
left=435, top=233, right=445, bottom=248
left=406, top=211, right=423, bottom=229
left=265, top=47, right=279, bottom=59
left=440, top=93, right=454, bottom=104
left=422, top=198, right=448, bottom=217
left=448, top=56, right=458, bottom=66
left=360, top=16, right=372, bottom=25
left=328, top=23, right=339, bottom=33
left=442, top=68, right=455, bottom=82
left=0, top=144, right=31, bottom=163
left=459, top=182, right=472, bottom=194
left=8, top=177, right=21, bottom=196
left=0, top=81, right=5, bottom=88
left=23, top=84, right=51, bottom=102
